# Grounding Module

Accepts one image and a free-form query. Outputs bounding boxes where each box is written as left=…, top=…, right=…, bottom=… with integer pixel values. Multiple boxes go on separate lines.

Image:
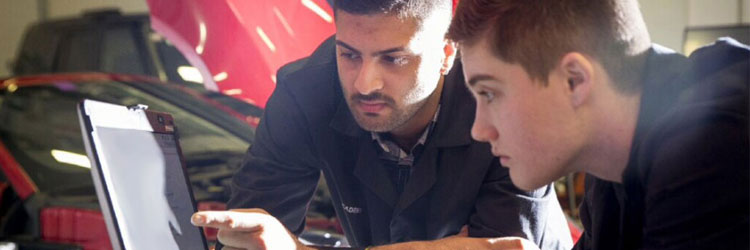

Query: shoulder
left=636, top=38, right=749, bottom=180
left=627, top=37, right=749, bottom=210
left=634, top=111, right=749, bottom=248
left=269, top=36, right=342, bottom=124
left=277, top=36, right=338, bottom=86
left=686, top=37, right=750, bottom=80
left=630, top=38, right=749, bottom=215
left=630, top=109, right=748, bottom=247
left=677, top=38, right=749, bottom=117
left=640, top=112, right=747, bottom=194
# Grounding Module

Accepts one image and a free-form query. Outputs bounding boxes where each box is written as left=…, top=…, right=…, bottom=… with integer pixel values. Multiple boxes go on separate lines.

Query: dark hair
left=334, top=0, right=452, bottom=20
left=448, top=0, right=651, bottom=93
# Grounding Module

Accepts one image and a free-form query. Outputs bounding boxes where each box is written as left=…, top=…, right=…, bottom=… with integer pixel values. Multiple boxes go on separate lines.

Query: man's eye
left=477, top=90, right=495, bottom=103
left=383, top=55, right=408, bottom=66
left=340, top=52, right=360, bottom=60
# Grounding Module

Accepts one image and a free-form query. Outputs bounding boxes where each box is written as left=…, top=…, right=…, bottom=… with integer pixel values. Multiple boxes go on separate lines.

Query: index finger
left=191, top=211, right=268, bottom=231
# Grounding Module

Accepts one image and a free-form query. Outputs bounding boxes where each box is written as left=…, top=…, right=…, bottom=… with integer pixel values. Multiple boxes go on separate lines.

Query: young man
left=191, top=0, right=572, bottom=249
left=449, top=0, right=749, bottom=249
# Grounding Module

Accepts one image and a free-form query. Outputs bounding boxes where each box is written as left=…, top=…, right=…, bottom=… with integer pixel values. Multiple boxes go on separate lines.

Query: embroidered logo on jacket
left=341, top=203, right=362, bottom=214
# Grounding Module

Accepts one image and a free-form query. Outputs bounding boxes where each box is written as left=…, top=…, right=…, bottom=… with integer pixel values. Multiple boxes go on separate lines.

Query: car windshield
left=0, top=79, right=252, bottom=197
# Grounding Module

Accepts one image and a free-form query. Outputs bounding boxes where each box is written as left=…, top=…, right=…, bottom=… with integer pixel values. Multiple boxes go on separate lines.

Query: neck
left=581, top=87, right=642, bottom=183
left=389, top=76, right=445, bottom=150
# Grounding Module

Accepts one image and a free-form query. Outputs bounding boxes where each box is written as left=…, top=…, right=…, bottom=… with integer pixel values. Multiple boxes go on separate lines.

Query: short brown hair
left=334, top=0, right=452, bottom=20
left=448, top=0, right=651, bottom=92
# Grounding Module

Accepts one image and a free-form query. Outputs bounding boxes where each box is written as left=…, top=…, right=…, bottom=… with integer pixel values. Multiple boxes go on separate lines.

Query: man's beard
left=347, top=92, right=426, bottom=132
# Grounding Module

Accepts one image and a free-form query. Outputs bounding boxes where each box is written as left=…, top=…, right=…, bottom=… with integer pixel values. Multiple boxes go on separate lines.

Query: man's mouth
left=357, top=100, right=388, bottom=113
left=499, top=155, right=510, bottom=165
left=491, top=146, right=510, bottom=165
left=351, top=92, right=394, bottom=115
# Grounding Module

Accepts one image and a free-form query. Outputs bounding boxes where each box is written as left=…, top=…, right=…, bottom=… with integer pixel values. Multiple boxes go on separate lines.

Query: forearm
left=370, top=237, right=528, bottom=250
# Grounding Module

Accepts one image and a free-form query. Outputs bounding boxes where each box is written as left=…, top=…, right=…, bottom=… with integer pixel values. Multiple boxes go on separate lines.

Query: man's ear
left=441, top=39, right=458, bottom=75
left=559, top=52, right=594, bottom=107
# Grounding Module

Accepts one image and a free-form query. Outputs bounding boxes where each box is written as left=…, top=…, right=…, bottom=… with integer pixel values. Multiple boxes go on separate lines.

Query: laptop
left=78, top=99, right=208, bottom=250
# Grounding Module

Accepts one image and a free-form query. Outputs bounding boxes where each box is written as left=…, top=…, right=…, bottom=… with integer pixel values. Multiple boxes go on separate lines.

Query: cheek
left=337, top=65, right=357, bottom=93
left=488, top=99, right=524, bottom=140
left=512, top=93, right=575, bottom=167
left=394, top=75, right=428, bottom=104
left=489, top=98, right=548, bottom=163
left=407, top=64, right=441, bottom=100
left=515, top=104, right=554, bottom=151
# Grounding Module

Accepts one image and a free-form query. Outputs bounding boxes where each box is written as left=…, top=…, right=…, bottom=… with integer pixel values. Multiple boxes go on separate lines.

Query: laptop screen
left=81, top=99, right=206, bottom=250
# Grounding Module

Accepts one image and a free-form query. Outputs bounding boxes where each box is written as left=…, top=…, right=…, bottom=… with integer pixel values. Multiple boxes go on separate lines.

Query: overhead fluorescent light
left=51, top=149, right=91, bottom=169
left=213, top=72, right=228, bottom=82
left=196, top=22, right=207, bottom=54
left=301, top=0, right=333, bottom=23
left=223, top=88, right=243, bottom=95
left=177, top=66, right=205, bottom=83
left=256, top=26, right=277, bottom=52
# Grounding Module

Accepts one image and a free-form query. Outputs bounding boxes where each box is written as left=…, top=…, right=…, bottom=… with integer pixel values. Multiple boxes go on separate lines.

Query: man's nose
left=471, top=106, right=499, bottom=143
left=353, top=60, right=384, bottom=95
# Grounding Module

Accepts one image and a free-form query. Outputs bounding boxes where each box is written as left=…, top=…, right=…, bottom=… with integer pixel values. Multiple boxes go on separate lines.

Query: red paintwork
left=0, top=182, right=8, bottom=204
left=1, top=73, right=258, bottom=128
left=0, top=140, right=37, bottom=200
left=146, top=0, right=336, bottom=108
left=40, top=207, right=112, bottom=250
left=568, top=220, right=582, bottom=244
left=305, top=217, right=344, bottom=235
left=2, top=72, right=183, bottom=89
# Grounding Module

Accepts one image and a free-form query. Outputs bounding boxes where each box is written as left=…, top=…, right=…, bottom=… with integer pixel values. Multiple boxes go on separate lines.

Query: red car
left=0, top=73, right=345, bottom=249
left=0, top=73, right=259, bottom=249
left=4, top=2, right=342, bottom=248
left=146, top=0, right=336, bottom=107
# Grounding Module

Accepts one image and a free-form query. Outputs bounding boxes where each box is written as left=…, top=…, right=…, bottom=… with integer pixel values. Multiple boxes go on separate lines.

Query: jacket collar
left=330, top=99, right=367, bottom=137
left=429, top=61, right=474, bottom=147
left=629, top=45, right=689, bottom=150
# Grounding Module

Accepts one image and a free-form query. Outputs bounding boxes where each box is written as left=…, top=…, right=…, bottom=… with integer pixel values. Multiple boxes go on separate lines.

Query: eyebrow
left=335, top=40, right=406, bottom=56
left=467, top=74, right=500, bottom=87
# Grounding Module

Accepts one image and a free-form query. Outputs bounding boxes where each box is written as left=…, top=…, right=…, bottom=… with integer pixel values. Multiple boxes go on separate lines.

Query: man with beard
left=190, top=0, right=572, bottom=249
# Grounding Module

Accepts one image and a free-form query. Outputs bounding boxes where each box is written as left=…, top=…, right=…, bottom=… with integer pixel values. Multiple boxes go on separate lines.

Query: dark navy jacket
left=574, top=39, right=749, bottom=250
left=228, top=37, right=572, bottom=249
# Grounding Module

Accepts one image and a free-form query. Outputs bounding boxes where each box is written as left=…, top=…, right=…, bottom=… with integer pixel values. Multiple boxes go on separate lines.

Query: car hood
left=146, top=0, right=336, bottom=108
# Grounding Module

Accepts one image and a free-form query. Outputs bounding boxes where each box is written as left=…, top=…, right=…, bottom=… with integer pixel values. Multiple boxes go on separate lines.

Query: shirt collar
left=371, top=105, right=440, bottom=157
left=631, top=44, right=689, bottom=146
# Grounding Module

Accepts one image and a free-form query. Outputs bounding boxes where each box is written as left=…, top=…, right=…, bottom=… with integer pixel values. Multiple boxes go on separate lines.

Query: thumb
left=191, top=210, right=271, bottom=231
left=487, top=237, right=540, bottom=250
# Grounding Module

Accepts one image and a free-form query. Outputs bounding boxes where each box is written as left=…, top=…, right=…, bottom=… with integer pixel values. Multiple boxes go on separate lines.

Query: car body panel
left=0, top=140, right=37, bottom=200
left=40, top=207, right=110, bottom=250
left=146, top=0, right=336, bottom=107
left=12, top=11, right=264, bottom=121
left=0, top=73, right=257, bottom=249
